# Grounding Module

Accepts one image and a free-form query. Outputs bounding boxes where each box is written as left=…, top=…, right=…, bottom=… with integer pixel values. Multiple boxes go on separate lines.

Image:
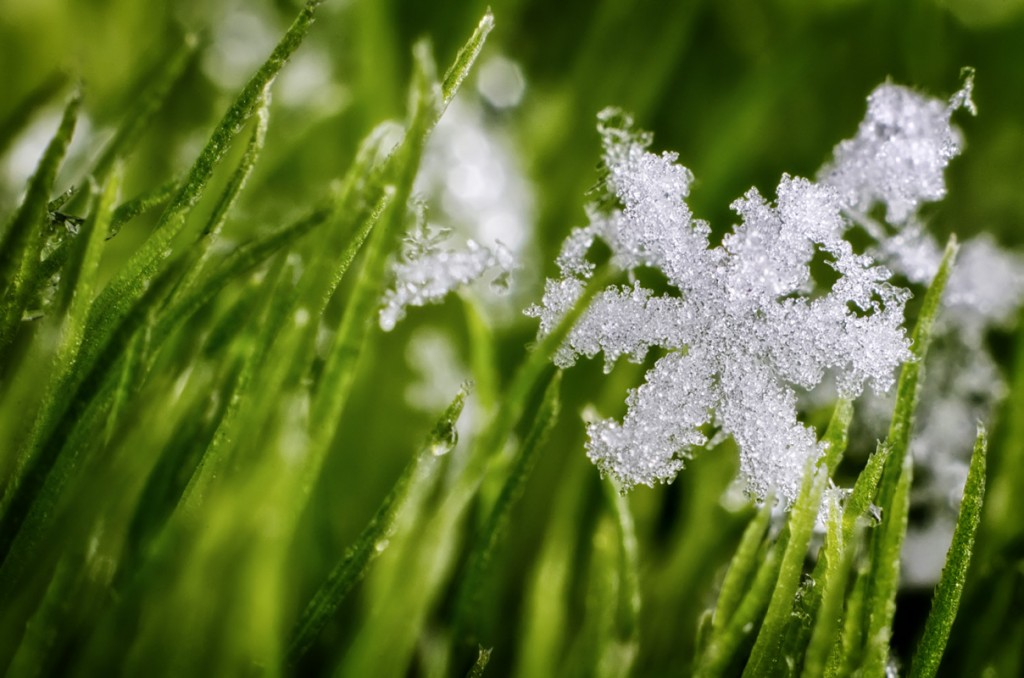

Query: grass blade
left=743, top=465, right=828, bottom=676
left=0, top=90, right=80, bottom=355
left=286, top=387, right=468, bottom=664
left=0, top=71, right=69, bottom=158
left=909, top=426, right=987, bottom=678
left=860, top=236, right=959, bottom=675
left=711, top=498, right=774, bottom=636
left=454, top=371, right=562, bottom=640
left=83, top=0, right=323, bottom=361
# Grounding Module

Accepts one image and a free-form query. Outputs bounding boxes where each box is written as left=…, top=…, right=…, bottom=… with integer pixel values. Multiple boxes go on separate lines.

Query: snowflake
left=529, top=110, right=911, bottom=503
left=379, top=206, right=516, bottom=332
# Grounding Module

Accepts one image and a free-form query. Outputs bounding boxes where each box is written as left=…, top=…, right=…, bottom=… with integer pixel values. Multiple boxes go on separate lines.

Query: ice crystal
left=822, top=72, right=1024, bottom=580
left=819, top=73, right=975, bottom=225
left=379, top=213, right=515, bottom=332
left=530, top=110, right=911, bottom=503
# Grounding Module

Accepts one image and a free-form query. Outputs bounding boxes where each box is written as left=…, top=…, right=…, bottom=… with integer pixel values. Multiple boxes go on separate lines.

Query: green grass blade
left=711, top=499, right=774, bottom=636
left=695, top=536, right=785, bottom=677
left=801, top=493, right=856, bottom=678
left=54, top=166, right=122, bottom=332
left=454, top=371, right=562, bottom=640
left=0, top=71, right=69, bottom=158
left=909, top=426, right=987, bottom=678
left=286, top=387, right=468, bottom=664
left=305, top=18, right=490, bottom=500
left=860, top=236, right=959, bottom=675
left=743, top=465, right=828, bottom=677
left=0, top=90, right=80, bottom=355
left=174, top=93, right=270, bottom=294
left=601, top=477, right=641, bottom=678
left=821, top=398, right=854, bottom=475
left=83, top=0, right=323, bottom=360
left=466, top=646, right=492, bottom=678
left=440, top=10, right=494, bottom=111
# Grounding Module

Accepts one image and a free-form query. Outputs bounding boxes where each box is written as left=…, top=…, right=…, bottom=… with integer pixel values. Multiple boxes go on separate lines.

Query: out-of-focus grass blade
left=0, top=91, right=80, bottom=355
left=909, top=426, right=987, bottom=678
left=286, top=387, right=468, bottom=665
left=600, top=478, right=641, bottom=678
left=0, top=71, right=69, bottom=158
left=695, top=536, right=784, bottom=677
left=710, top=498, right=774, bottom=636
left=88, top=35, right=197, bottom=181
left=513, top=458, right=588, bottom=678
left=860, top=236, right=958, bottom=676
left=454, top=372, right=561, bottom=640
left=743, top=465, right=828, bottom=676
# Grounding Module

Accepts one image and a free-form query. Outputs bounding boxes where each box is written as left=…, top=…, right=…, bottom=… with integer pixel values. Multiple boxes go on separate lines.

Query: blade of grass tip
left=860, top=452, right=914, bottom=676
left=801, top=492, right=857, bottom=678
left=84, top=0, right=322, bottom=362
left=820, top=443, right=893, bottom=676
left=909, top=426, right=987, bottom=678
left=743, top=464, right=829, bottom=677
left=440, top=9, right=494, bottom=112
left=0, top=90, right=80, bottom=355
left=0, top=71, right=70, bottom=157
left=88, top=34, right=198, bottom=182
left=711, top=498, right=775, bottom=637
left=884, top=236, right=959, bottom=478
left=286, top=387, right=469, bottom=665
left=695, top=535, right=786, bottom=677
left=454, top=372, right=562, bottom=641
left=821, top=398, right=854, bottom=476
left=466, top=647, right=492, bottom=678
left=859, top=236, right=958, bottom=675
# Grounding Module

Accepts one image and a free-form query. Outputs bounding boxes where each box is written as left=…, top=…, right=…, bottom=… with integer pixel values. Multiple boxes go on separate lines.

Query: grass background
left=1, top=0, right=1023, bottom=675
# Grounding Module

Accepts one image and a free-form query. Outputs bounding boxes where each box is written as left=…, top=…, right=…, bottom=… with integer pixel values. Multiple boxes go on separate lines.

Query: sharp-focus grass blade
left=743, top=465, right=828, bottom=677
left=286, top=387, right=468, bottom=665
left=0, top=91, right=80, bottom=355
left=800, top=492, right=857, bottom=678
left=454, top=372, right=562, bottom=641
left=909, top=426, right=987, bottom=678
left=859, top=236, right=958, bottom=676
left=466, top=646, right=492, bottom=678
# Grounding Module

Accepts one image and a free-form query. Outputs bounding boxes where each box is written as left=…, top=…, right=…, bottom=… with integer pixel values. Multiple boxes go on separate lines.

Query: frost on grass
left=530, top=110, right=911, bottom=503
left=819, top=72, right=1024, bottom=579
left=379, top=203, right=515, bottom=332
